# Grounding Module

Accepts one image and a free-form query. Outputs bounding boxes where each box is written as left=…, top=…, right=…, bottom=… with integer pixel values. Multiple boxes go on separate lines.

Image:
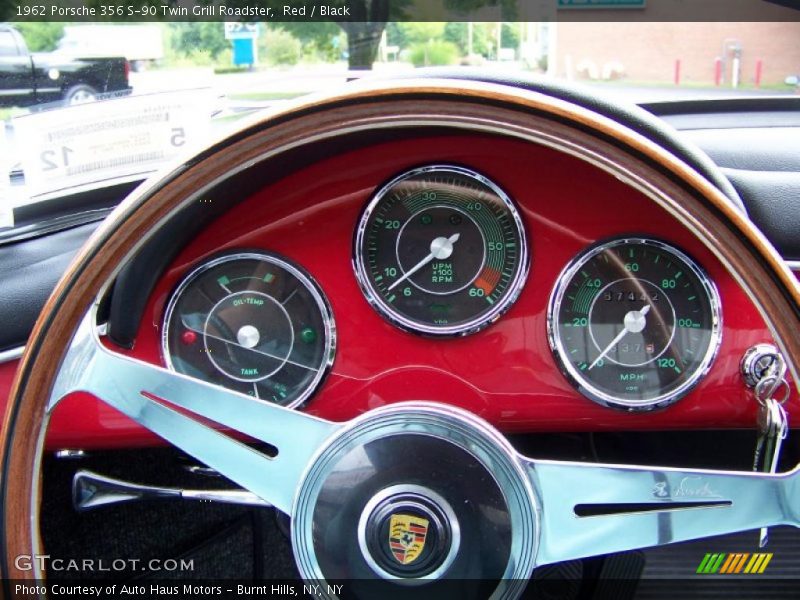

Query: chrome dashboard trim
left=0, top=346, right=24, bottom=364
left=787, top=260, right=800, bottom=273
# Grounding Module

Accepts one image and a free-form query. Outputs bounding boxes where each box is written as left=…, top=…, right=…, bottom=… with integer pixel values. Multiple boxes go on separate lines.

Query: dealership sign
left=13, top=90, right=214, bottom=198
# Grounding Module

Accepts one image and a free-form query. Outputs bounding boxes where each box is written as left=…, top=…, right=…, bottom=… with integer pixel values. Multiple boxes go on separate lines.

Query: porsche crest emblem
left=388, top=514, right=429, bottom=565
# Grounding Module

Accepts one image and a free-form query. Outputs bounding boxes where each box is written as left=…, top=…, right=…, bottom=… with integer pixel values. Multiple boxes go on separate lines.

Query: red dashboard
left=2, top=133, right=795, bottom=449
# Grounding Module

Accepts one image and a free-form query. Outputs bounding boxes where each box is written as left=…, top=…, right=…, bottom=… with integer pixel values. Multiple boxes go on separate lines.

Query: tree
left=338, top=0, right=392, bottom=70
left=278, top=22, right=342, bottom=62
left=206, top=0, right=402, bottom=70
left=444, top=22, right=492, bottom=57
left=14, top=23, right=66, bottom=52
left=396, top=22, right=446, bottom=45
left=168, top=23, right=228, bottom=60
left=335, top=0, right=517, bottom=70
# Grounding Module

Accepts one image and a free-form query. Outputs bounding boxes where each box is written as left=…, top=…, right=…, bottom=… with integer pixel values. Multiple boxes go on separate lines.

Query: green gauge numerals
left=355, top=166, right=529, bottom=336
left=549, top=239, right=721, bottom=410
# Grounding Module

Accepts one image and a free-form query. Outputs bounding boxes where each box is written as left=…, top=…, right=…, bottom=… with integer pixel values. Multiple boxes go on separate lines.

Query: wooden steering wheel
left=2, top=80, right=799, bottom=597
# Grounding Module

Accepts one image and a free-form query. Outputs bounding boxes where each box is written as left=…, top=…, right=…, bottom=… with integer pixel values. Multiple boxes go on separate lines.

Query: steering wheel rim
left=2, top=80, right=799, bottom=596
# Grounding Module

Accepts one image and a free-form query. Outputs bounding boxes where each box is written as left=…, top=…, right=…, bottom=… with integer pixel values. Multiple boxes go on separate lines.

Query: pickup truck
left=0, top=24, right=131, bottom=108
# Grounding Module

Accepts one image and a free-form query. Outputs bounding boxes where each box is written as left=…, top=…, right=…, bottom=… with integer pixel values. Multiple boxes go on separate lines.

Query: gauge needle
left=588, top=304, right=651, bottom=370
left=387, top=233, right=460, bottom=292
left=180, top=320, right=318, bottom=372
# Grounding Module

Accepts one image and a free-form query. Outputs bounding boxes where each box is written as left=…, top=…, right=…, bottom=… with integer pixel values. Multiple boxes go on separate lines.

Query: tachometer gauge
left=548, top=238, right=721, bottom=410
left=163, top=252, right=335, bottom=407
left=354, top=165, right=529, bottom=336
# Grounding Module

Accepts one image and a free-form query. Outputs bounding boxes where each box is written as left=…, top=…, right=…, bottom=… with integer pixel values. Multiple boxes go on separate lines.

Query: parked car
left=0, top=24, right=130, bottom=107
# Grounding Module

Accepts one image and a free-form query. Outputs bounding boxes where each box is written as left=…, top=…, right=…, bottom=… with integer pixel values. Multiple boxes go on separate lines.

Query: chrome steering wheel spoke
left=524, top=457, right=800, bottom=567
left=46, top=308, right=800, bottom=585
left=47, top=308, right=341, bottom=514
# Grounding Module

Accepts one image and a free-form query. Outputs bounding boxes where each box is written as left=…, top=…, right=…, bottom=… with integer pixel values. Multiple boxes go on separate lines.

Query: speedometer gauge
left=354, top=165, right=529, bottom=336
left=548, top=238, right=721, bottom=410
left=163, top=252, right=335, bottom=408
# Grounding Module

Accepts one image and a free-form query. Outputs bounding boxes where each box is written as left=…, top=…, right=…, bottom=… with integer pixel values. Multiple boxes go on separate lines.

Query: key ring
left=754, top=375, right=791, bottom=406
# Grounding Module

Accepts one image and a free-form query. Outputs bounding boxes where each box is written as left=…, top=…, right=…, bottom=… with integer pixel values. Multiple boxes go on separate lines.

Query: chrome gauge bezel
left=547, top=238, right=722, bottom=411
left=353, top=165, right=530, bottom=337
left=162, top=251, right=336, bottom=410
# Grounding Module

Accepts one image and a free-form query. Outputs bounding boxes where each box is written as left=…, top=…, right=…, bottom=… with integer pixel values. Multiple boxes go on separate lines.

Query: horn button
left=291, top=405, right=538, bottom=598
left=358, top=485, right=458, bottom=579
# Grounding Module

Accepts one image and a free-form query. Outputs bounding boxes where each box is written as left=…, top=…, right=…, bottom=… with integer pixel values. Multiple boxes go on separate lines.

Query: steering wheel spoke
left=47, top=309, right=341, bottom=514
left=524, top=457, right=800, bottom=566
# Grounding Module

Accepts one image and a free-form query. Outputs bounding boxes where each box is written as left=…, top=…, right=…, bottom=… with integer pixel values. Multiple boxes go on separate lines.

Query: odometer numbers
left=548, top=238, right=721, bottom=410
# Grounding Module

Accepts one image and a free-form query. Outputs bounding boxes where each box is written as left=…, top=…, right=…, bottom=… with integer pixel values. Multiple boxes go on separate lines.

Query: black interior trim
left=0, top=221, right=101, bottom=352
left=724, top=169, right=800, bottom=261
left=3, top=180, right=142, bottom=244
left=641, top=96, right=800, bottom=119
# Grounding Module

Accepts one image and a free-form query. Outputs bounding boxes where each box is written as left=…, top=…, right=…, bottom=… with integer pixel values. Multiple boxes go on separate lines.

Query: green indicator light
left=263, top=273, right=275, bottom=283
left=420, top=214, right=432, bottom=225
left=217, top=275, right=230, bottom=286
left=301, top=327, right=317, bottom=344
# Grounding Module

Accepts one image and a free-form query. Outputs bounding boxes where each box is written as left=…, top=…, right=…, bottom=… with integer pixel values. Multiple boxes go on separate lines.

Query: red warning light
left=181, top=330, right=198, bottom=345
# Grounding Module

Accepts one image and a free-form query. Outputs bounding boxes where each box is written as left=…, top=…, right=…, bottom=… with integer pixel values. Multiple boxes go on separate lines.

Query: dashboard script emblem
left=652, top=476, right=721, bottom=500
left=389, top=514, right=429, bottom=565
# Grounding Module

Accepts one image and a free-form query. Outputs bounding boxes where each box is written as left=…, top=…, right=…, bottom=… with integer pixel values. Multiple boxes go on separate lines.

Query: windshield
left=1, top=6, right=799, bottom=235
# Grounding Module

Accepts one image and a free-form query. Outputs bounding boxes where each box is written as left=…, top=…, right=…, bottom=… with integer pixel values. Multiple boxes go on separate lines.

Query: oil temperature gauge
left=163, top=252, right=335, bottom=407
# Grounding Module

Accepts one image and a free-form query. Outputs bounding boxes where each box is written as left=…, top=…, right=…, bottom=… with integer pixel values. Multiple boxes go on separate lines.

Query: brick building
left=552, top=22, right=800, bottom=86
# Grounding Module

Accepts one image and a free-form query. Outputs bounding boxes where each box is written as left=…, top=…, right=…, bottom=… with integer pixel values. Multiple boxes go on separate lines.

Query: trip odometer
left=354, top=166, right=529, bottom=336
left=548, top=238, right=721, bottom=410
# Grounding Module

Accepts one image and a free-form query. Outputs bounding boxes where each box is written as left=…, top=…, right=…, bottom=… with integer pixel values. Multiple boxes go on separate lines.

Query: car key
left=752, top=390, right=789, bottom=547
